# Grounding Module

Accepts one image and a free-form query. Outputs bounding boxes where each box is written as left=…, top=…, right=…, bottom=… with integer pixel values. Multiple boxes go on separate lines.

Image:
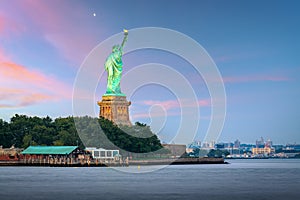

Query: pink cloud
left=143, top=100, right=180, bottom=110
left=0, top=88, right=53, bottom=108
left=138, top=98, right=210, bottom=111
left=0, top=50, right=71, bottom=108
left=131, top=110, right=180, bottom=120
left=2, top=62, right=52, bottom=85
left=0, top=2, right=78, bottom=107
left=0, top=61, right=70, bottom=97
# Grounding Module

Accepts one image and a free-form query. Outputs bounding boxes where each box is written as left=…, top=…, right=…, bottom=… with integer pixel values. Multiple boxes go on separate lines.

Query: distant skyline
left=0, top=0, right=300, bottom=144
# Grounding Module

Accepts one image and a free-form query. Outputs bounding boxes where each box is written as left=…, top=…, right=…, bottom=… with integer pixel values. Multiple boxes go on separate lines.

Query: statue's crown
left=112, top=45, right=120, bottom=52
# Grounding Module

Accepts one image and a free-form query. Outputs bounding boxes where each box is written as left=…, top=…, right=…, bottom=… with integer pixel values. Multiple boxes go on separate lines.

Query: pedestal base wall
left=97, top=96, right=131, bottom=126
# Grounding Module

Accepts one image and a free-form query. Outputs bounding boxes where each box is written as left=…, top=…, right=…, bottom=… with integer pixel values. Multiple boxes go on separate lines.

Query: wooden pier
left=0, top=157, right=224, bottom=167
left=0, top=157, right=128, bottom=167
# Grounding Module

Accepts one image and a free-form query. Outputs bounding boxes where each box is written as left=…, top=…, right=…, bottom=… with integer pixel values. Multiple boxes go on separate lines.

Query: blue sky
left=0, top=0, right=299, bottom=144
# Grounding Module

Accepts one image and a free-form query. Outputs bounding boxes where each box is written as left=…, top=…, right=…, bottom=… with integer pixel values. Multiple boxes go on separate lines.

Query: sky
left=0, top=0, right=300, bottom=145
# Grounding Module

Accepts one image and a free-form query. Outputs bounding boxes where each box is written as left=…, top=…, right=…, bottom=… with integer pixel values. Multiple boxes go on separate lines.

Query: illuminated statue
left=104, top=29, right=128, bottom=95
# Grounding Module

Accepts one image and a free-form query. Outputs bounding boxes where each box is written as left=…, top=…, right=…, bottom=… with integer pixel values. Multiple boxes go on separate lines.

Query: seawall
left=0, top=157, right=225, bottom=167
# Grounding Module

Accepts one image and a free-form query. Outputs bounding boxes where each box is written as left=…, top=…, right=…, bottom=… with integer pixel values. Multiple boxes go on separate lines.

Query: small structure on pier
left=18, top=146, right=125, bottom=166
left=0, top=145, right=23, bottom=161
left=22, top=146, right=80, bottom=156
left=21, top=146, right=88, bottom=165
left=85, top=147, right=121, bottom=160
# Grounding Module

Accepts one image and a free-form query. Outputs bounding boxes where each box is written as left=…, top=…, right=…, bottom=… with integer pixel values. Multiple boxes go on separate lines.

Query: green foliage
left=0, top=119, right=12, bottom=147
left=0, top=115, right=164, bottom=157
left=187, top=148, right=230, bottom=158
left=0, top=114, right=83, bottom=148
left=22, top=134, right=32, bottom=148
left=207, top=149, right=230, bottom=158
left=97, top=117, right=163, bottom=154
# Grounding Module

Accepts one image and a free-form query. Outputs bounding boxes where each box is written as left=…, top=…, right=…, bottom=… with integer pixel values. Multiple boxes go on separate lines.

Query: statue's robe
left=104, top=50, right=123, bottom=94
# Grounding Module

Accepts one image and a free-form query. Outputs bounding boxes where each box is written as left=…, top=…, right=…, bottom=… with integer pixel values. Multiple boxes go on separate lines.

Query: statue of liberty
left=104, top=29, right=128, bottom=96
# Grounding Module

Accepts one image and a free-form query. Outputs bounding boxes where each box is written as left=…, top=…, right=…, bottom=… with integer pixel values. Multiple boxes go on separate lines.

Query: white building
left=85, top=147, right=120, bottom=159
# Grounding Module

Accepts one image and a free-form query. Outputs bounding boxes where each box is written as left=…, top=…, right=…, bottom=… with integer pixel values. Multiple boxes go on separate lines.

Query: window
left=94, top=151, right=100, bottom=158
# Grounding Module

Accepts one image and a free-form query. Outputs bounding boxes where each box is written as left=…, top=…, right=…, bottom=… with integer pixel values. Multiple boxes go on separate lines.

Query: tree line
left=0, top=114, right=165, bottom=155
left=0, top=114, right=83, bottom=149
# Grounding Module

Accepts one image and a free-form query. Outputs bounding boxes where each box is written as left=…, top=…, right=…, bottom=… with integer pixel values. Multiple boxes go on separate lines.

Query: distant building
left=285, top=144, right=300, bottom=151
left=240, top=143, right=256, bottom=152
left=209, top=141, right=215, bottom=149
left=195, top=140, right=201, bottom=146
left=265, top=139, right=273, bottom=147
left=215, top=143, right=225, bottom=149
left=224, top=142, right=234, bottom=148
left=252, top=147, right=275, bottom=155
left=256, top=137, right=265, bottom=148
left=201, top=142, right=209, bottom=148
left=234, top=139, right=241, bottom=148
left=188, top=141, right=201, bottom=149
left=273, top=144, right=284, bottom=151
left=201, top=141, right=217, bottom=149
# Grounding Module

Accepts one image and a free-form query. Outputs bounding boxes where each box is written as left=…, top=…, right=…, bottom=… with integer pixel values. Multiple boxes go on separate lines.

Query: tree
left=0, top=114, right=164, bottom=157
left=98, top=117, right=163, bottom=154
left=207, top=149, right=229, bottom=158
left=0, top=119, right=12, bottom=148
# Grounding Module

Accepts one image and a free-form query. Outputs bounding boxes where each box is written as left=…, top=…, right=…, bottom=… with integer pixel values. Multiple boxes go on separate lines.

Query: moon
left=93, top=13, right=96, bottom=17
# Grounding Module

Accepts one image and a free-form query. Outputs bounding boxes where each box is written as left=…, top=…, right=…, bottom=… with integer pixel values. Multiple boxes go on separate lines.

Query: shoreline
left=0, top=157, right=225, bottom=167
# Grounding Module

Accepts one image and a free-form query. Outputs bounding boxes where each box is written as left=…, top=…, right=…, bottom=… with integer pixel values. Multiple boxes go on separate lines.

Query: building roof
left=21, top=146, right=78, bottom=155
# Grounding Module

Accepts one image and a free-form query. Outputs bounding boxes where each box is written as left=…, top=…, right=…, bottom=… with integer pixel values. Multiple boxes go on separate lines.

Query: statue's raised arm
left=120, top=29, right=128, bottom=51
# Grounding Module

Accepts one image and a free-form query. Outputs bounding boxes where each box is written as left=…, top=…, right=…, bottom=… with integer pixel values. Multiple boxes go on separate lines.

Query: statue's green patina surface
left=104, top=29, right=128, bottom=96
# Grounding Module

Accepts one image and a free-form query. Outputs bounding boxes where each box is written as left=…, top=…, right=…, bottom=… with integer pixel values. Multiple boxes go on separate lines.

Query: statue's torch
left=121, top=29, right=128, bottom=48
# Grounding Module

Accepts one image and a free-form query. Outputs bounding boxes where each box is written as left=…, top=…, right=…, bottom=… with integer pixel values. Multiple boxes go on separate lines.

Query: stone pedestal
left=97, top=95, right=131, bottom=126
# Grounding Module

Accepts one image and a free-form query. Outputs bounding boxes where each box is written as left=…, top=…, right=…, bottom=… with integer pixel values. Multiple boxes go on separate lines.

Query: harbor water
left=0, top=159, right=299, bottom=200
